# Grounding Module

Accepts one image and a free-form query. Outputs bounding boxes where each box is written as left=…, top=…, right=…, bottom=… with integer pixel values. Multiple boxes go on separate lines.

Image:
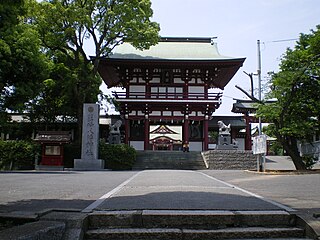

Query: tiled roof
left=110, top=37, right=242, bottom=61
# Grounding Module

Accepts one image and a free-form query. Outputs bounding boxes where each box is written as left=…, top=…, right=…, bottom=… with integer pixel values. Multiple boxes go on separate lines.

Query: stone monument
left=74, top=104, right=104, bottom=170
left=216, top=120, right=234, bottom=150
left=108, top=120, right=122, bottom=144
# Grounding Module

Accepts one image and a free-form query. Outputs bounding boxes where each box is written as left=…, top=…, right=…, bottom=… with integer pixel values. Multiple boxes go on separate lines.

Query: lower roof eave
left=115, top=99, right=221, bottom=104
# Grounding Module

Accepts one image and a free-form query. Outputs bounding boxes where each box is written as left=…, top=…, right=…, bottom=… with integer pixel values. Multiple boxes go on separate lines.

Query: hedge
left=0, top=140, right=41, bottom=170
left=99, top=141, right=136, bottom=170
left=0, top=140, right=136, bottom=170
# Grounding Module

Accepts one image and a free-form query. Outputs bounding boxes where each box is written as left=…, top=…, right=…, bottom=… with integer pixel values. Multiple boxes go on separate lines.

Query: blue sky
left=102, top=0, right=320, bottom=115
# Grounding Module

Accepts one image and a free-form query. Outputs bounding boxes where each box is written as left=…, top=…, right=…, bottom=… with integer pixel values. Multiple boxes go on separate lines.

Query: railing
left=112, top=91, right=222, bottom=100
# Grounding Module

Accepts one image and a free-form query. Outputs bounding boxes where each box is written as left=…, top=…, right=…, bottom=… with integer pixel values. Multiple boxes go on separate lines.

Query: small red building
left=97, top=37, right=245, bottom=151
left=34, top=131, right=71, bottom=166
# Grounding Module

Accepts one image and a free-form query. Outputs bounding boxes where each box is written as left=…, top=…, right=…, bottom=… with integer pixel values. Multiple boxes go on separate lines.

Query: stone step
left=85, top=210, right=311, bottom=240
left=133, top=162, right=205, bottom=170
left=85, top=227, right=305, bottom=240
left=134, top=151, right=206, bottom=170
left=87, top=210, right=296, bottom=229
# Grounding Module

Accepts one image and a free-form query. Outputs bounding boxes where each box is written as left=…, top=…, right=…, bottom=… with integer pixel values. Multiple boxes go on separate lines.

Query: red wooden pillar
left=244, top=115, right=252, bottom=150
left=183, top=118, right=189, bottom=145
left=124, top=119, right=129, bottom=145
left=144, top=118, right=149, bottom=150
left=203, top=118, right=209, bottom=151
left=231, top=129, right=237, bottom=140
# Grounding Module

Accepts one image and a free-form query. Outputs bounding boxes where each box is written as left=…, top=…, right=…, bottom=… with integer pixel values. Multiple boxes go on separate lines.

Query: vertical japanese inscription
left=81, top=104, right=99, bottom=160
left=85, top=106, right=95, bottom=157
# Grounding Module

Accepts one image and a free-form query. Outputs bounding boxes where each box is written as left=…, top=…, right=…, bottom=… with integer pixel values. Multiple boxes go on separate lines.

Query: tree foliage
left=257, top=25, right=320, bottom=170
left=30, top=0, right=160, bottom=139
left=1, top=0, right=160, bottom=140
left=0, top=140, right=40, bottom=170
left=0, top=0, right=49, bottom=116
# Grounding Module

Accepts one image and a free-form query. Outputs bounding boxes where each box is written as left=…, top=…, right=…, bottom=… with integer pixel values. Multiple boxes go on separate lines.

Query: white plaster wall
left=173, top=111, right=184, bottom=116
left=197, top=78, right=204, bottom=84
left=189, top=86, right=204, bottom=98
left=237, top=138, right=245, bottom=150
left=151, top=77, right=161, bottom=83
left=208, top=144, right=217, bottom=150
left=129, top=85, right=145, bottom=98
left=168, top=87, right=175, bottom=93
left=190, top=142, right=202, bottom=151
left=174, top=78, right=184, bottom=84
left=129, top=111, right=136, bottom=116
left=150, top=111, right=161, bottom=116
left=130, top=141, right=144, bottom=150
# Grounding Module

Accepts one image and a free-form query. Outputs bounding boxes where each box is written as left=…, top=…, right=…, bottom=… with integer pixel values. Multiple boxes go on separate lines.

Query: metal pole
left=257, top=40, right=265, bottom=171
left=257, top=40, right=262, bottom=134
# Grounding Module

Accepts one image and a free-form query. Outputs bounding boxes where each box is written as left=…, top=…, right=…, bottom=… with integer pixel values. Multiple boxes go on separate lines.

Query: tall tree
left=32, top=0, right=160, bottom=140
left=257, top=25, right=320, bottom=170
left=0, top=0, right=49, bottom=122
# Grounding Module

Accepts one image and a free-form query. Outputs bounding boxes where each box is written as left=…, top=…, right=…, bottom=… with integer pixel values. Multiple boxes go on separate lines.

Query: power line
left=267, top=38, right=298, bottom=43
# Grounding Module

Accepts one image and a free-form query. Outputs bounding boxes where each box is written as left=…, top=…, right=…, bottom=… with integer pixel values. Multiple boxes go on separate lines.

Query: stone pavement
left=266, top=155, right=320, bottom=170
left=0, top=156, right=319, bottom=239
left=85, top=170, right=288, bottom=212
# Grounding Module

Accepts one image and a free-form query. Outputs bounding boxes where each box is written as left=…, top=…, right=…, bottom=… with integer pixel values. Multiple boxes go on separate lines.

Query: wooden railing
left=112, top=91, right=222, bottom=100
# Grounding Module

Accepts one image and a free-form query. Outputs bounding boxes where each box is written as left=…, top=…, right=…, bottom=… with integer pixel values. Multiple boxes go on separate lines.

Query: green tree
left=32, top=0, right=160, bottom=140
left=0, top=0, right=50, bottom=120
left=257, top=25, right=320, bottom=170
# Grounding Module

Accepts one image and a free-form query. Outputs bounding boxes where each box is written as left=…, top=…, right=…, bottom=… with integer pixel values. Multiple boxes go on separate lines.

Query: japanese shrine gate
left=97, top=37, right=245, bottom=151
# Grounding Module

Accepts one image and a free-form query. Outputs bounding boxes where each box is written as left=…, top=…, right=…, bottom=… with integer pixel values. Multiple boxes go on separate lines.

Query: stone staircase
left=84, top=210, right=311, bottom=239
left=133, top=151, right=206, bottom=170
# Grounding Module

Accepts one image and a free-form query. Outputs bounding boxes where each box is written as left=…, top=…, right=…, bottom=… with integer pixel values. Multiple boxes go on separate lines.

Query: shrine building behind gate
left=97, top=37, right=245, bottom=151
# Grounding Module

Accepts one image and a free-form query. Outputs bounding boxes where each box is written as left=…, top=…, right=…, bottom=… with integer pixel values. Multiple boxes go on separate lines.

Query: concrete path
left=0, top=171, right=137, bottom=215
left=266, top=155, right=320, bottom=170
left=85, top=170, right=290, bottom=212
left=0, top=169, right=319, bottom=239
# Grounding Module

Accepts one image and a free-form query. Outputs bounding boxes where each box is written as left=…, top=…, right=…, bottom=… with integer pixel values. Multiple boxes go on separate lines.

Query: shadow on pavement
left=0, top=171, right=79, bottom=175
left=0, top=199, right=92, bottom=215
left=97, top=191, right=286, bottom=211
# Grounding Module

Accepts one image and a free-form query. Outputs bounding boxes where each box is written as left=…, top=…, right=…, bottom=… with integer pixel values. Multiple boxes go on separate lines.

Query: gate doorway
left=150, top=125, right=182, bottom=151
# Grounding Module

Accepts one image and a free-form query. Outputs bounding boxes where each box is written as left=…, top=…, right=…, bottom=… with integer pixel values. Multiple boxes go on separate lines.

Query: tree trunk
left=75, top=103, right=83, bottom=146
left=282, top=136, right=307, bottom=170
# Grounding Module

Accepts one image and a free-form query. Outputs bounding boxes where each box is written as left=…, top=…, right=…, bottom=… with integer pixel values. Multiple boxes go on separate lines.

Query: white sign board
left=252, top=135, right=267, bottom=155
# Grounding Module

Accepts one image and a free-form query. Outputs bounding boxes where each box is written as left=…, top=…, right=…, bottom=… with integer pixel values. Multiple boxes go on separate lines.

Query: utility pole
left=257, top=40, right=265, bottom=171
left=257, top=40, right=262, bottom=134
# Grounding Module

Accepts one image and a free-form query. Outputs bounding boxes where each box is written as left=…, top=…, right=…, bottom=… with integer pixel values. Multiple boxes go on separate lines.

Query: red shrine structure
left=97, top=37, right=245, bottom=151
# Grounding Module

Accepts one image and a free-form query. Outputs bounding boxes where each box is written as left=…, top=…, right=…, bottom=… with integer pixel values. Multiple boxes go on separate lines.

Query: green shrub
left=268, top=141, right=284, bottom=156
left=0, top=140, right=41, bottom=170
left=99, top=141, right=136, bottom=170
left=302, top=154, right=317, bottom=170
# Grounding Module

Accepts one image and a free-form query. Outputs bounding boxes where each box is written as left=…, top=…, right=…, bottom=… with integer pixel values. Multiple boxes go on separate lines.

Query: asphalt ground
left=0, top=157, right=319, bottom=230
left=0, top=171, right=137, bottom=215
left=90, top=170, right=286, bottom=212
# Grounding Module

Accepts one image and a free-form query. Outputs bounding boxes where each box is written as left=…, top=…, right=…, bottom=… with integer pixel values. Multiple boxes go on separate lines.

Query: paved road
left=0, top=169, right=318, bottom=219
left=92, top=170, right=285, bottom=211
left=201, top=170, right=320, bottom=216
left=0, top=171, right=137, bottom=214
